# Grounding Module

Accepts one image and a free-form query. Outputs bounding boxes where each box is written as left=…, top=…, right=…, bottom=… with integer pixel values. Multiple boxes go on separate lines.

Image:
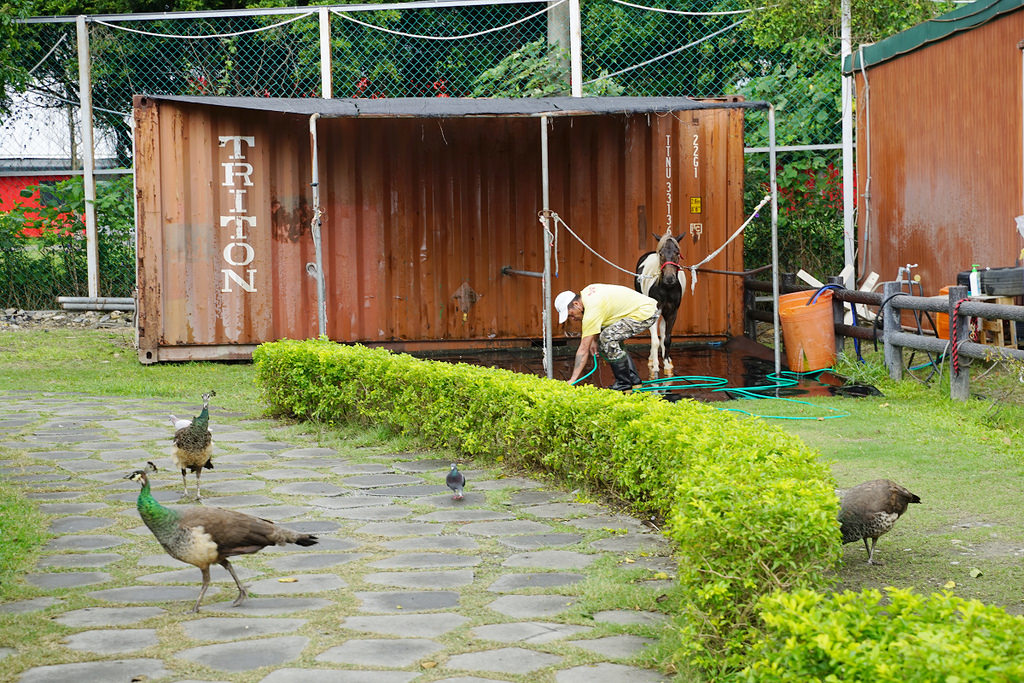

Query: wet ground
left=419, top=336, right=868, bottom=402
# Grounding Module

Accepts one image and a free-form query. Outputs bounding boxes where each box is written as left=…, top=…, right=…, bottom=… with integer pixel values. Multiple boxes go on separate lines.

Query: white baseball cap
left=554, top=290, right=577, bottom=324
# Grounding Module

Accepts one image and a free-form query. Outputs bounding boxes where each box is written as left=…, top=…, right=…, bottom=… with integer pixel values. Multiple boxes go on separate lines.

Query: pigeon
left=446, top=463, right=466, bottom=500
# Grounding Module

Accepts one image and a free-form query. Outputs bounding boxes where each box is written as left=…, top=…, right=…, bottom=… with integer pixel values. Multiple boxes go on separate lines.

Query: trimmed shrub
left=253, top=338, right=843, bottom=672
left=744, top=587, right=1024, bottom=682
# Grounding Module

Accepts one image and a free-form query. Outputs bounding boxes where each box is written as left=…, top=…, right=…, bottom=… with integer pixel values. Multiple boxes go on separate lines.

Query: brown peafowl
left=125, top=462, right=318, bottom=613
left=172, top=390, right=215, bottom=501
left=838, top=478, right=921, bottom=565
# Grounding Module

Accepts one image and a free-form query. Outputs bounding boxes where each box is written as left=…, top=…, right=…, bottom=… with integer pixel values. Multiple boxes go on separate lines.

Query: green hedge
left=253, top=338, right=843, bottom=671
left=745, top=587, right=1024, bottom=681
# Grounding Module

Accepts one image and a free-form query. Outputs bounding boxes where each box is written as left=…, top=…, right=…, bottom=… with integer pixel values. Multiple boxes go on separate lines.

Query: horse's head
left=655, top=231, right=681, bottom=286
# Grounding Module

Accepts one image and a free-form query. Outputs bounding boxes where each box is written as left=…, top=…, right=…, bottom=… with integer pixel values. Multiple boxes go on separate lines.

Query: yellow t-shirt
left=579, top=283, right=658, bottom=337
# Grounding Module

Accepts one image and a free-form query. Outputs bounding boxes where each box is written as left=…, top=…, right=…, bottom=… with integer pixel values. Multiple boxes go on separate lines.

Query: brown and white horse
left=635, top=230, right=683, bottom=378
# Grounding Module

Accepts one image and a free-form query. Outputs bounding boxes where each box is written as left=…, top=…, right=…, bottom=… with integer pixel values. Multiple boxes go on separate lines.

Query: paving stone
left=202, top=480, right=267, bottom=494
left=355, top=521, right=444, bottom=537
left=190, top=494, right=278, bottom=507
left=445, top=646, right=562, bottom=675
left=470, top=621, right=593, bottom=644
left=326, top=505, right=413, bottom=521
left=429, top=678, right=506, bottom=683
left=343, top=474, right=424, bottom=489
left=271, top=481, right=346, bottom=496
left=311, top=495, right=394, bottom=509
left=26, top=490, right=86, bottom=500
left=354, top=590, right=460, bottom=613
left=521, top=502, right=605, bottom=519
left=182, top=617, right=306, bottom=641
left=88, top=585, right=218, bottom=604
left=364, top=570, right=474, bottom=590
left=316, top=637, right=442, bottom=667
left=239, top=441, right=295, bottom=451
left=97, top=448, right=158, bottom=462
left=23, top=429, right=105, bottom=442
left=0, top=416, right=35, bottom=428
left=204, top=597, right=334, bottom=616
left=488, top=572, right=584, bottom=592
left=37, top=552, right=122, bottom=569
left=497, top=534, right=583, bottom=550
left=55, top=459, right=120, bottom=473
left=137, top=553, right=187, bottom=568
left=266, top=552, right=369, bottom=572
left=391, top=458, right=451, bottom=472
left=44, top=534, right=127, bottom=551
left=245, top=574, right=346, bottom=595
left=0, top=464, right=52, bottom=475
left=508, top=490, right=568, bottom=505
left=592, top=610, right=670, bottom=626
left=370, top=484, right=447, bottom=498
left=276, top=446, right=338, bottom=459
left=175, top=635, right=309, bottom=672
left=616, top=556, right=676, bottom=573
left=63, top=628, right=159, bottom=654
left=369, top=553, right=481, bottom=569
left=330, top=463, right=393, bottom=475
left=107, top=489, right=179, bottom=504
left=415, top=510, right=512, bottom=522
left=8, top=473, right=71, bottom=483
left=24, top=449, right=94, bottom=461
left=459, top=520, right=551, bottom=536
left=567, top=634, right=656, bottom=658
left=16, top=658, right=169, bottom=683
left=589, top=535, right=668, bottom=553
left=54, top=606, right=166, bottom=627
left=48, top=516, right=113, bottom=534
left=253, top=468, right=318, bottom=480
left=340, top=613, right=470, bottom=637
left=0, top=646, right=14, bottom=660
left=503, top=550, right=596, bottom=570
left=260, top=670, right=417, bottom=683
left=382, top=536, right=480, bottom=551
left=412, top=492, right=487, bottom=507
left=212, top=429, right=268, bottom=442
left=277, top=457, right=337, bottom=468
left=487, top=594, right=577, bottom=618
left=137, top=565, right=260, bottom=584
left=26, top=571, right=111, bottom=589
left=216, top=452, right=274, bottom=465
left=37, top=502, right=107, bottom=515
left=0, top=597, right=59, bottom=613
left=232, top=504, right=309, bottom=521
left=259, top=537, right=358, bottom=553
left=563, top=514, right=649, bottom=532
left=555, top=663, right=669, bottom=682
left=470, top=477, right=544, bottom=491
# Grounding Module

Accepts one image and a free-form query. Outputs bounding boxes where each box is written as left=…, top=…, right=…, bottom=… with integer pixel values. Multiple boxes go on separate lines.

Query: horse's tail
left=636, top=252, right=659, bottom=297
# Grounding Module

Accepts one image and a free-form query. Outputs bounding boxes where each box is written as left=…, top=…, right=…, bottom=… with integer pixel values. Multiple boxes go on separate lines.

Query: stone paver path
left=0, top=391, right=675, bottom=682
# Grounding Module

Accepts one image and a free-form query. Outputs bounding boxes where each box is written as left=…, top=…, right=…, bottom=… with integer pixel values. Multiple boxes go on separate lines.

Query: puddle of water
left=418, top=337, right=875, bottom=402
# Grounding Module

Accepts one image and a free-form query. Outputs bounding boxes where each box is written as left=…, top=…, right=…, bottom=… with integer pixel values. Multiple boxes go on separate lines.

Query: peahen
left=446, top=463, right=466, bottom=500
left=838, top=478, right=921, bottom=565
left=172, top=390, right=216, bottom=500
left=125, top=462, right=318, bottom=613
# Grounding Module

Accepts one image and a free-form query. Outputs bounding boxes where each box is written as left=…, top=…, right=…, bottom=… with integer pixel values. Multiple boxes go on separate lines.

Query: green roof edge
left=843, top=0, right=1024, bottom=73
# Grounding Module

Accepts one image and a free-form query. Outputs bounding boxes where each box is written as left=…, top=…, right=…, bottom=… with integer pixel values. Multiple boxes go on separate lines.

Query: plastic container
left=779, top=289, right=836, bottom=372
left=969, top=265, right=981, bottom=296
left=935, top=286, right=951, bottom=340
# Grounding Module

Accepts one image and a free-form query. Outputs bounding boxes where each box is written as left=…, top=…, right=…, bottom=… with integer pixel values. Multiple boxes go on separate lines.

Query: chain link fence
left=0, top=0, right=841, bottom=311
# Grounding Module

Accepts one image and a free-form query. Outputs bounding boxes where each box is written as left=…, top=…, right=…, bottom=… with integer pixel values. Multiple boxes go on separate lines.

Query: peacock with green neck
left=125, top=462, right=318, bottom=613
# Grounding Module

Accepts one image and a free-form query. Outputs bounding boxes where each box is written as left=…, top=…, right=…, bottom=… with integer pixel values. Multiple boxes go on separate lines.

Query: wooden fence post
left=949, top=285, right=970, bottom=400
left=882, top=280, right=903, bottom=380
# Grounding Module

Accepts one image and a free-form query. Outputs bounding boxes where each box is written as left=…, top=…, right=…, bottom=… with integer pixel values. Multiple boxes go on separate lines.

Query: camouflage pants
left=599, top=312, right=659, bottom=362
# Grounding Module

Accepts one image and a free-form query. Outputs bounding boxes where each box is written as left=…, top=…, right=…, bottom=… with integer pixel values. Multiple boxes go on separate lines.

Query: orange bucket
left=935, top=286, right=951, bottom=339
left=779, top=289, right=836, bottom=372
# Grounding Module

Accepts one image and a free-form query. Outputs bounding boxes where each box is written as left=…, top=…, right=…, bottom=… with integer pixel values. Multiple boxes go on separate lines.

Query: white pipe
left=541, top=115, right=553, bottom=378
left=840, top=0, right=854, bottom=288
left=76, top=15, right=99, bottom=299
left=58, top=297, right=134, bottom=304
left=308, top=113, right=328, bottom=337
left=319, top=7, right=332, bottom=98
left=568, top=0, right=582, bottom=97
left=768, top=104, right=781, bottom=377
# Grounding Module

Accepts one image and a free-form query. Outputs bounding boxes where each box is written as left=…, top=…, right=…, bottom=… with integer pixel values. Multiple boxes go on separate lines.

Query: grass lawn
left=2, top=328, right=1023, bottom=616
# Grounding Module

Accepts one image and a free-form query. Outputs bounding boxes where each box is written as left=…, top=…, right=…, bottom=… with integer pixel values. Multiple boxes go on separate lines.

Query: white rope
left=583, top=18, right=744, bottom=85
left=688, top=193, right=771, bottom=292
left=547, top=211, right=646, bottom=278
left=28, top=33, right=69, bottom=76
left=611, top=0, right=761, bottom=16
left=93, top=12, right=315, bottom=39
left=332, top=0, right=565, bottom=41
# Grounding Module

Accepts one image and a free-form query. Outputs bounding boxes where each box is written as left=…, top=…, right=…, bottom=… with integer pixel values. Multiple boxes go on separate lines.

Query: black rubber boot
left=608, top=354, right=642, bottom=392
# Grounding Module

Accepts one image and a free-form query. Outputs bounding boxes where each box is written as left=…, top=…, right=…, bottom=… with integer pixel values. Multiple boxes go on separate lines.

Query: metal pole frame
left=768, top=104, right=781, bottom=376
left=840, top=0, right=855, bottom=288
left=319, top=7, right=333, bottom=98
left=308, top=113, right=328, bottom=337
left=540, top=115, right=554, bottom=378
left=76, top=15, right=99, bottom=298
left=568, top=0, right=582, bottom=97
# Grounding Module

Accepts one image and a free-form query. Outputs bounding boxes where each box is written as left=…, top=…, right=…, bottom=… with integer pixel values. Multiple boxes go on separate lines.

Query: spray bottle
left=969, top=264, right=982, bottom=296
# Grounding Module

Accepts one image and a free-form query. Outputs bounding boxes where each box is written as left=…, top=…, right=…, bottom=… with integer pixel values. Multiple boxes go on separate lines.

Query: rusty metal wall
left=135, top=98, right=746, bottom=362
left=854, top=12, right=1024, bottom=295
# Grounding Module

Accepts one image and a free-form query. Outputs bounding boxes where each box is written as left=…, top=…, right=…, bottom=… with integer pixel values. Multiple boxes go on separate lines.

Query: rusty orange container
left=935, top=286, right=952, bottom=339
left=779, top=290, right=836, bottom=372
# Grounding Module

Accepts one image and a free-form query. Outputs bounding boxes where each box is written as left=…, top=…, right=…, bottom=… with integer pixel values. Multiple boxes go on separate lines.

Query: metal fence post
left=568, top=0, right=582, bottom=97
left=76, top=15, right=99, bottom=298
left=882, top=280, right=903, bottom=380
left=319, top=7, right=332, bottom=98
left=949, top=284, right=970, bottom=400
